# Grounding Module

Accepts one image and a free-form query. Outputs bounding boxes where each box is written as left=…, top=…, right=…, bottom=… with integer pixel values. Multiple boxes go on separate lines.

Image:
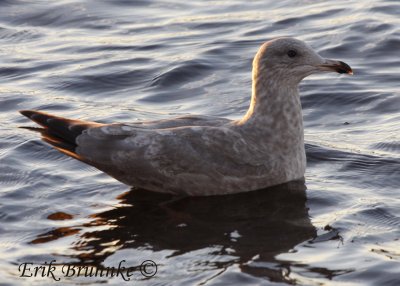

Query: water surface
left=0, top=0, right=399, bottom=285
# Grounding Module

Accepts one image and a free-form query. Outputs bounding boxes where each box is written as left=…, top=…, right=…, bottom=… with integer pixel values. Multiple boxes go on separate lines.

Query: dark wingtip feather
left=41, top=133, right=87, bottom=162
left=20, top=109, right=48, bottom=120
left=20, top=110, right=35, bottom=118
left=19, top=110, right=105, bottom=166
left=20, top=110, right=54, bottom=128
left=19, top=109, right=101, bottom=146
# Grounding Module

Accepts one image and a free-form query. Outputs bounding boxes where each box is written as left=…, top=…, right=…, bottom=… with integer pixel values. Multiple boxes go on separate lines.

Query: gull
left=20, top=37, right=353, bottom=196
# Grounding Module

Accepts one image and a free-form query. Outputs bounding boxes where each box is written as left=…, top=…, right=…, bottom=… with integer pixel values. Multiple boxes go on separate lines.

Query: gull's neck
left=240, top=73, right=301, bottom=122
left=236, top=67, right=304, bottom=146
left=234, top=68, right=306, bottom=184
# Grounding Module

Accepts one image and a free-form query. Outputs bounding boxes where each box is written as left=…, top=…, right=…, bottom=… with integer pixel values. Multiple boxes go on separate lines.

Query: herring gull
left=20, top=37, right=353, bottom=196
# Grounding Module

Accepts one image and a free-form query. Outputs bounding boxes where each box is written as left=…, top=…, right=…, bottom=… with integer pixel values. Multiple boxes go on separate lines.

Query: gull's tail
left=19, top=110, right=102, bottom=161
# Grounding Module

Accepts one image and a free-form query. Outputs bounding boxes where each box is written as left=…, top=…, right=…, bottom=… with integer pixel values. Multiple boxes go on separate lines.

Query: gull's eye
left=287, top=50, right=297, bottom=58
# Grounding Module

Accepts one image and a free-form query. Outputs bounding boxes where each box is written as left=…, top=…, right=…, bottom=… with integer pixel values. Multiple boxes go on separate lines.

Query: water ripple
left=1, top=0, right=399, bottom=285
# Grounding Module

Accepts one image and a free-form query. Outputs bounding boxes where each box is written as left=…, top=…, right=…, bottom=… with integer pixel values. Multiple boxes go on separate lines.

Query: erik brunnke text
left=18, top=260, right=157, bottom=281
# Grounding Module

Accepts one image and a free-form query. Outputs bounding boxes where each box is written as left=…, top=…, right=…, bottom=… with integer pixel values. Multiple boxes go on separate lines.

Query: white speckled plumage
left=20, top=37, right=352, bottom=195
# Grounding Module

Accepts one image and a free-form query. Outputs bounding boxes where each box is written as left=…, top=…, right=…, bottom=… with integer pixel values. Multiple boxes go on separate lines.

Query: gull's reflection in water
left=34, top=179, right=316, bottom=283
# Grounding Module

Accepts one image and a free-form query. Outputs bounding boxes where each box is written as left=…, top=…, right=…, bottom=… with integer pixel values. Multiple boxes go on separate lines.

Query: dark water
left=1, top=0, right=399, bottom=285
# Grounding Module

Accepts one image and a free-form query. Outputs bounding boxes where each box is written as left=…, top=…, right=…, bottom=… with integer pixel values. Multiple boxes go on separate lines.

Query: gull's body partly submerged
left=20, top=37, right=352, bottom=196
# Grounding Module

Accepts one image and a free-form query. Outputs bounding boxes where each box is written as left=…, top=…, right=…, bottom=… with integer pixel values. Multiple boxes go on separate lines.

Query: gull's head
left=253, top=37, right=353, bottom=86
